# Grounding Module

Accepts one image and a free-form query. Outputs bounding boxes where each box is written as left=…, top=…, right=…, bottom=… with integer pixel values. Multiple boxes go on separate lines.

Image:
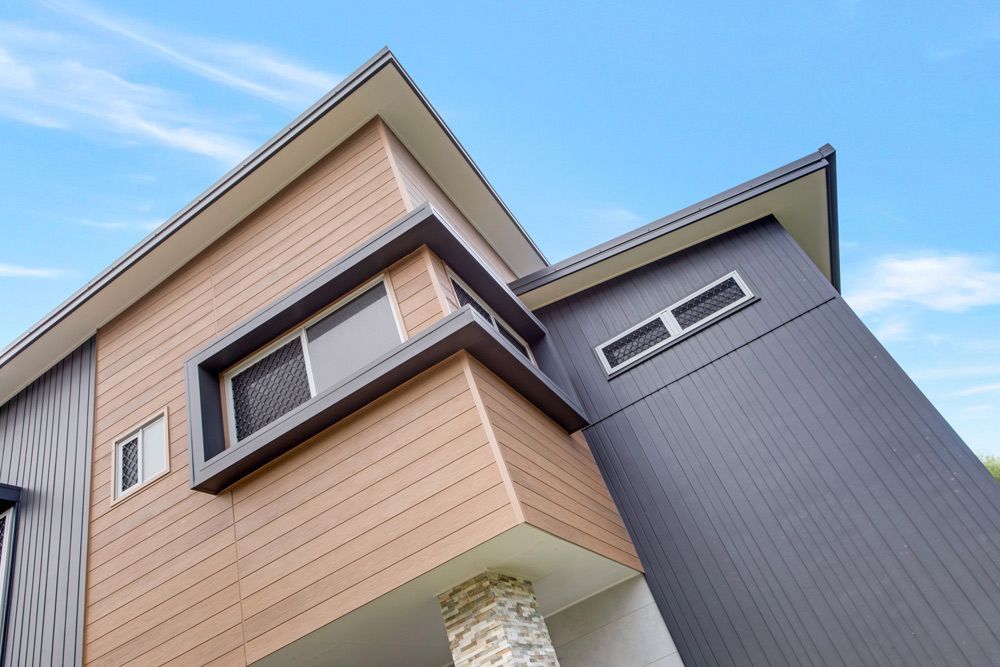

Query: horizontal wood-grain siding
left=386, top=247, right=448, bottom=337
left=468, top=359, right=642, bottom=571
left=231, top=357, right=516, bottom=662
left=381, top=123, right=516, bottom=282
left=86, top=119, right=410, bottom=665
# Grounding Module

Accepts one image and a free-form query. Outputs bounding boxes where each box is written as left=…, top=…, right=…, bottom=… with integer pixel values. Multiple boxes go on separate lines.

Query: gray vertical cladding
left=536, top=219, right=1000, bottom=666
left=0, top=339, right=94, bottom=667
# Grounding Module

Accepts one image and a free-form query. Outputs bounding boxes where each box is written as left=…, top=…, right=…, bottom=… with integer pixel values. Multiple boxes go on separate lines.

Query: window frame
left=112, top=410, right=170, bottom=502
left=0, top=505, right=14, bottom=642
left=446, top=269, right=536, bottom=365
left=595, top=271, right=755, bottom=376
left=221, top=275, right=404, bottom=446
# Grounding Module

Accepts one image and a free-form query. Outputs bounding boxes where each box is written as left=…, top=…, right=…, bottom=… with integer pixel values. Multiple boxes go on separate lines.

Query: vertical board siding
left=380, top=124, right=516, bottom=282
left=467, top=360, right=642, bottom=571
left=230, top=357, right=516, bottom=663
left=0, top=339, right=95, bottom=667
left=85, top=119, right=410, bottom=665
left=538, top=220, right=1000, bottom=666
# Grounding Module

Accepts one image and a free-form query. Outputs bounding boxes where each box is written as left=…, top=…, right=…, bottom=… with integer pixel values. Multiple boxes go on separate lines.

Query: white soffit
left=517, top=169, right=831, bottom=310
left=254, top=524, right=639, bottom=667
left=0, top=50, right=546, bottom=405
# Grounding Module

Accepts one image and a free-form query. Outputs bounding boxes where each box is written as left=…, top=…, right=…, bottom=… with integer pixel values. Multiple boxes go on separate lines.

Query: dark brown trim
left=187, top=307, right=586, bottom=493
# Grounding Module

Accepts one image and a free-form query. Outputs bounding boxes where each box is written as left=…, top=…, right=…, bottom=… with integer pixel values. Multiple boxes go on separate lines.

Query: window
left=596, top=271, right=754, bottom=375
left=449, top=272, right=534, bottom=363
left=115, top=413, right=168, bottom=498
left=0, top=505, right=12, bottom=648
left=224, top=279, right=403, bottom=444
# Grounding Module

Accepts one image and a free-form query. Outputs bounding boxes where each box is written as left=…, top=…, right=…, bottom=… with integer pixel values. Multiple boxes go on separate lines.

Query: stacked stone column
left=437, top=571, right=560, bottom=666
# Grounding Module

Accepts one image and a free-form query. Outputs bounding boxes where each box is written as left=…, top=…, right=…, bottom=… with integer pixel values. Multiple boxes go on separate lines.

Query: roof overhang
left=0, top=48, right=547, bottom=405
left=512, top=145, right=839, bottom=310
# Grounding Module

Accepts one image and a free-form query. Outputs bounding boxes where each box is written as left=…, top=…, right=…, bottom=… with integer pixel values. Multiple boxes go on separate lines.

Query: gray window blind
left=305, top=283, right=400, bottom=393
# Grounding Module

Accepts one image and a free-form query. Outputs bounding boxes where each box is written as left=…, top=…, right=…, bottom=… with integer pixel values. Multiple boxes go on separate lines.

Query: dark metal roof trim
left=511, top=145, right=840, bottom=295
left=0, top=47, right=546, bottom=375
left=187, top=307, right=587, bottom=493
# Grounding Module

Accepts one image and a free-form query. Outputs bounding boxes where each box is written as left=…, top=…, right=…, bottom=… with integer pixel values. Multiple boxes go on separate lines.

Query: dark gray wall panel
left=536, top=218, right=837, bottom=423
left=0, top=340, right=94, bottom=667
left=539, top=222, right=1000, bottom=666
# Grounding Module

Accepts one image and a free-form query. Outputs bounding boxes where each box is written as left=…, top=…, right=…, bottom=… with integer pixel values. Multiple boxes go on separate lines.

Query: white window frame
left=0, top=506, right=14, bottom=636
left=445, top=270, right=536, bottom=365
left=112, top=409, right=170, bottom=502
left=222, top=276, right=404, bottom=446
left=595, top=271, right=754, bottom=376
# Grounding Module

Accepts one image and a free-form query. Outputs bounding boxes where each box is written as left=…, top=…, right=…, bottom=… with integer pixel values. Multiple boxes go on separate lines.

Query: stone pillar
left=438, top=571, right=560, bottom=666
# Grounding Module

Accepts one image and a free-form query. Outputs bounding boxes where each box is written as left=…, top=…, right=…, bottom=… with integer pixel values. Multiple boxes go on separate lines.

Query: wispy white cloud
left=46, top=0, right=337, bottom=107
left=871, top=316, right=912, bottom=342
left=913, top=364, right=1000, bottom=382
left=846, top=252, right=1000, bottom=315
left=0, top=29, right=254, bottom=162
left=0, top=263, right=64, bottom=278
left=959, top=383, right=1000, bottom=397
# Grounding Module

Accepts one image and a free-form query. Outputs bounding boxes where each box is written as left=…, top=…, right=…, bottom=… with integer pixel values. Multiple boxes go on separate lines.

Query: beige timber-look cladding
left=231, top=355, right=519, bottom=663
left=467, top=359, right=643, bottom=571
left=84, top=118, right=415, bottom=666
left=379, top=122, right=516, bottom=282
left=82, top=115, right=637, bottom=665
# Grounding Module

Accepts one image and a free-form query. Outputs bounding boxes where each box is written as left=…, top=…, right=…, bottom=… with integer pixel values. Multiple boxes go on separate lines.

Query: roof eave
left=512, top=145, right=841, bottom=307
left=0, top=48, right=547, bottom=405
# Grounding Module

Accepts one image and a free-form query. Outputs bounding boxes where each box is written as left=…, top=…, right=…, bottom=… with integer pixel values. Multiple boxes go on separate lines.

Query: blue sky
left=1, top=1, right=999, bottom=455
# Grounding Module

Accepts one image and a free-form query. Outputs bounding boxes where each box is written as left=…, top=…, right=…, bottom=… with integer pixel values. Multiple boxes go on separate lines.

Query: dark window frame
left=184, top=206, right=557, bottom=494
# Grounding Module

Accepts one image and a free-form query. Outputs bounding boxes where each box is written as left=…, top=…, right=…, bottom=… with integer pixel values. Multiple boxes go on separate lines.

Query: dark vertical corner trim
left=75, top=337, right=96, bottom=667
left=820, top=144, right=841, bottom=292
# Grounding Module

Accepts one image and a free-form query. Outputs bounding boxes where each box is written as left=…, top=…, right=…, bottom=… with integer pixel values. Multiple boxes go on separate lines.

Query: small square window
left=115, top=413, right=168, bottom=498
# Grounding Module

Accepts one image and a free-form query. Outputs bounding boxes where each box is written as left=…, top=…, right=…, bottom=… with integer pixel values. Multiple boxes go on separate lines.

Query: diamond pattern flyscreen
left=120, top=437, right=139, bottom=491
left=497, top=323, right=530, bottom=359
left=602, top=318, right=671, bottom=369
left=231, top=338, right=312, bottom=441
left=0, top=514, right=6, bottom=555
left=671, top=277, right=746, bottom=329
left=452, top=281, right=493, bottom=324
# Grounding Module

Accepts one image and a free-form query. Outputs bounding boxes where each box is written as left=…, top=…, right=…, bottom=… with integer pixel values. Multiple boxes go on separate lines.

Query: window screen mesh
left=452, top=280, right=493, bottom=324
left=0, top=514, right=6, bottom=554
left=498, top=323, right=530, bottom=359
left=120, top=438, right=139, bottom=491
left=231, top=338, right=311, bottom=441
left=601, top=318, right=671, bottom=369
left=671, top=277, right=746, bottom=329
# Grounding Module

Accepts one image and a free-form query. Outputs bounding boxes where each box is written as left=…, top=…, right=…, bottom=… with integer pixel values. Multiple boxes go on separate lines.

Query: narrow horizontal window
left=601, top=318, right=671, bottom=369
left=671, top=276, right=746, bottom=329
left=224, top=278, right=403, bottom=445
left=0, top=507, right=13, bottom=644
left=452, top=279, right=494, bottom=325
left=449, top=274, right=534, bottom=363
left=596, top=271, right=754, bottom=375
left=115, top=413, right=168, bottom=498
